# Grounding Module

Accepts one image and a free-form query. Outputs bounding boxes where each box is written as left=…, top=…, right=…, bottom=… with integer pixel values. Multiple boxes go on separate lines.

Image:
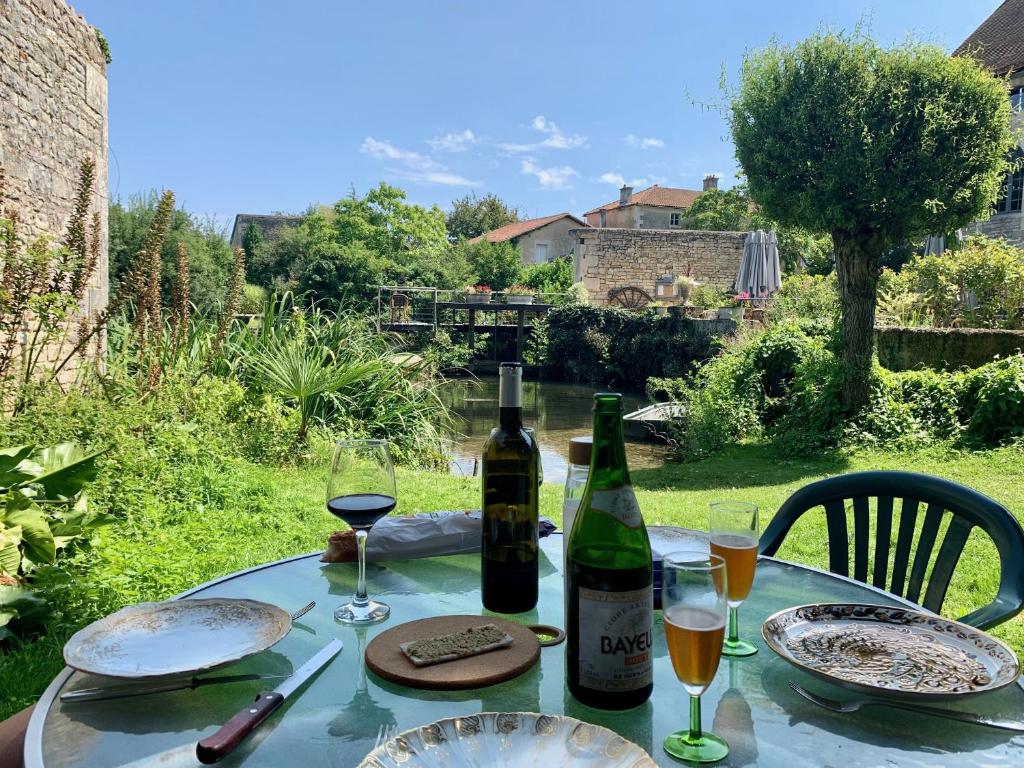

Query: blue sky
left=74, top=1, right=1001, bottom=227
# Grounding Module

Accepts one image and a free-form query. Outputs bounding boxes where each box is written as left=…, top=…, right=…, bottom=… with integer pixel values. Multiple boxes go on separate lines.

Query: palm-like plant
left=246, top=339, right=383, bottom=442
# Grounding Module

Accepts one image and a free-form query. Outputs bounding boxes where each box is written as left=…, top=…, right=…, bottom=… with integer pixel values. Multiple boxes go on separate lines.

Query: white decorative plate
left=762, top=603, right=1020, bottom=701
left=63, top=598, right=292, bottom=679
left=359, top=712, right=655, bottom=768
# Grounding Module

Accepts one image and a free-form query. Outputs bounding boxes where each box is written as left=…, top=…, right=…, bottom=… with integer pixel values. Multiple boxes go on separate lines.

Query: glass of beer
left=662, top=550, right=730, bottom=763
left=709, top=501, right=759, bottom=657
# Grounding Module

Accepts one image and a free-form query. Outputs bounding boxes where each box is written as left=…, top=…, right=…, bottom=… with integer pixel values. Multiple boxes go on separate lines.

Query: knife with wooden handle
left=194, top=638, right=343, bottom=764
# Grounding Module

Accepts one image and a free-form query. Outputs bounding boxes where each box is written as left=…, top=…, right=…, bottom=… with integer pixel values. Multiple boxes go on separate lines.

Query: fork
left=374, top=723, right=399, bottom=751
left=290, top=601, right=316, bottom=621
left=788, top=681, right=1024, bottom=733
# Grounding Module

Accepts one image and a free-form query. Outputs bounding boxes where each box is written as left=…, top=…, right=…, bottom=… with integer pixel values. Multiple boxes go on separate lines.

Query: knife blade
left=195, top=638, right=343, bottom=764
left=60, top=674, right=285, bottom=703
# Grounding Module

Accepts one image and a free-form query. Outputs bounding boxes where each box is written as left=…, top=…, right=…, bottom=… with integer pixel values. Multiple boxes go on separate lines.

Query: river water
left=442, top=378, right=671, bottom=485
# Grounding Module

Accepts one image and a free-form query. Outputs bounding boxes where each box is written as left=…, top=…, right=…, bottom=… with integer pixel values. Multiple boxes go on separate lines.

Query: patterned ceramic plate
left=762, top=603, right=1020, bottom=701
left=63, top=598, right=292, bottom=679
left=358, top=712, right=655, bottom=768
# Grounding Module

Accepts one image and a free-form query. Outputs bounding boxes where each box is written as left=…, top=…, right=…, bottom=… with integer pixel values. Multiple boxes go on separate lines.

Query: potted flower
left=717, top=292, right=747, bottom=322
left=463, top=284, right=493, bottom=304
left=505, top=284, right=535, bottom=305
left=649, top=300, right=668, bottom=317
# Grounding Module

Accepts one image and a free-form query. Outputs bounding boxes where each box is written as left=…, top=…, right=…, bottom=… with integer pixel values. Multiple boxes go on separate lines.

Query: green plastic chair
left=759, top=471, right=1024, bottom=629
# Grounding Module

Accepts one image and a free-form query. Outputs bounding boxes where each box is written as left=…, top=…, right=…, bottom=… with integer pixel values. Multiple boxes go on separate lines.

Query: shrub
left=458, top=239, right=522, bottom=291
left=766, top=274, right=839, bottom=333
left=961, top=355, right=1024, bottom=445
left=521, top=256, right=573, bottom=295
left=887, top=236, right=1024, bottom=329
left=690, top=286, right=730, bottom=310
left=662, top=314, right=1024, bottom=458
left=418, top=329, right=482, bottom=372
left=564, top=282, right=590, bottom=306
left=669, top=325, right=818, bottom=457
left=240, top=283, right=268, bottom=314
left=544, top=305, right=720, bottom=389
left=675, top=347, right=764, bottom=458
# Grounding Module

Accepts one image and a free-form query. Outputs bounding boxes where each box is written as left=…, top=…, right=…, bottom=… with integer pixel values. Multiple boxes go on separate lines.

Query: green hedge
left=542, top=305, right=723, bottom=390
left=662, top=323, right=1024, bottom=459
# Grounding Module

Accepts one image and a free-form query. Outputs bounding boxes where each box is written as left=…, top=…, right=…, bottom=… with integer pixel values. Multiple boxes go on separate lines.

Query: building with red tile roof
left=469, top=212, right=586, bottom=263
left=583, top=177, right=719, bottom=228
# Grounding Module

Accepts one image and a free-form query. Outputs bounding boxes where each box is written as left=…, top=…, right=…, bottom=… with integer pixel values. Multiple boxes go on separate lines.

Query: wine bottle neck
left=499, top=406, right=523, bottom=431
left=590, top=411, right=630, bottom=487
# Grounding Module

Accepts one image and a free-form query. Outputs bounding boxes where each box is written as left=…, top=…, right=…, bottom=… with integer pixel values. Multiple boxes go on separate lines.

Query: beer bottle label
left=589, top=487, right=642, bottom=529
left=576, top=585, right=653, bottom=692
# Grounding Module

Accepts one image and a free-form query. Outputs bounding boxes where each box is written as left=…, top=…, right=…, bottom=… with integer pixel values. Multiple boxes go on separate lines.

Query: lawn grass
left=2, top=442, right=1022, bottom=720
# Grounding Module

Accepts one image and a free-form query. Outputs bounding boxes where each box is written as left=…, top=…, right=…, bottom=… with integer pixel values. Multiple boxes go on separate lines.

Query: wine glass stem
left=354, top=528, right=369, bottom=607
left=688, top=694, right=703, bottom=741
left=727, top=605, right=740, bottom=645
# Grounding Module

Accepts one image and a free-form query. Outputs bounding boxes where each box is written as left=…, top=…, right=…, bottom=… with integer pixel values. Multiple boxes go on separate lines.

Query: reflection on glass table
left=27, top=536, right=1024, bottom=768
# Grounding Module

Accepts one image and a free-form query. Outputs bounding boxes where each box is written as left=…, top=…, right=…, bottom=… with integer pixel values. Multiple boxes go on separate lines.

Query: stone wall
left=0, top=0, right=109, bottom=320
left=572, top=227, right=747, bottom=306
left=876, top=326, right=1024, bottom=371
left=965, top=72, right=1024, bottom=247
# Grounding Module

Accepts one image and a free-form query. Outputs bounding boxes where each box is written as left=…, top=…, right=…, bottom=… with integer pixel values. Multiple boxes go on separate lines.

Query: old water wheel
left=607, top=285, right=653, bottom=310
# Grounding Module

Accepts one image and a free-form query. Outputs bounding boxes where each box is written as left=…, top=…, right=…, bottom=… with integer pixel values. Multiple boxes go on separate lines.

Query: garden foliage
left=662, top=321, right=1024, bottom=459
left=544, top=305, right=721, bottom=390
left=109, top=192, right=236, bottom=315
left=731, top=31, right=1013, bottom=409
left=0, top=443, right=110, bottom=639
left=882, top=236, right=1024, bottom=329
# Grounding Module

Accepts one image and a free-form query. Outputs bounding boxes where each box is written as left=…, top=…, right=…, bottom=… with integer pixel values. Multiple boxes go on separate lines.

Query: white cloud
left=499, top=115, right=588, bottom=153
left=361, top=137, right=479, bottom=186
left=428, top=129, right=477, bottom=153
left=598, top=171, right=654, bottom=187
left=521, top=160, right=578, bottom=190
left=394, top=170, right=481, bottom=186
left=361, top=137, right=440, bottom=171
left=625, top=134, right=665, bottom=150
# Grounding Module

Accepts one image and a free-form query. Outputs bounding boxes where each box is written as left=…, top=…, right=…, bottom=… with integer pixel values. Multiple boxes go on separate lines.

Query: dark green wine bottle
left=481, top=362, right=539, bottom=613
left=566, top=393, right=653, bottom=710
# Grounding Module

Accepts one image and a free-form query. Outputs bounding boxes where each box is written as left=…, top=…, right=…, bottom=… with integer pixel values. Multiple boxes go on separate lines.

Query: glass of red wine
left=327, top=439, right=396, bottom=625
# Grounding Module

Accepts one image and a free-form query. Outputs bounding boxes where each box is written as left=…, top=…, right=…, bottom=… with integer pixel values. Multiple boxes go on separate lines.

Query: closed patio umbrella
left=736, top=230, right=782, bottom=296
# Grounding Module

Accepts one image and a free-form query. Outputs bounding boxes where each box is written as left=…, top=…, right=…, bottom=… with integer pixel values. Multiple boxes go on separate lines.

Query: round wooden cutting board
left=365, top=615, right=541, bottom=691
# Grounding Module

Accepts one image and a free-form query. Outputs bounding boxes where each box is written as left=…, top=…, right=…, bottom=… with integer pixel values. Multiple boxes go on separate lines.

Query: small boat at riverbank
left=623, top=403, right=685, bottom=441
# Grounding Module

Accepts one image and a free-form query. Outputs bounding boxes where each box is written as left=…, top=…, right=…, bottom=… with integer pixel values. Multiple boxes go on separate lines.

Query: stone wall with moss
left=0, top=0, right=109, bottom=321
left=876, top=327, right=1024, bottom=371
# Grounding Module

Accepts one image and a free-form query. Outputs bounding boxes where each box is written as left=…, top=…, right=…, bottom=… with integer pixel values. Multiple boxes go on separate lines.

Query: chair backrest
left=759, top=471, right=1024, bottom=629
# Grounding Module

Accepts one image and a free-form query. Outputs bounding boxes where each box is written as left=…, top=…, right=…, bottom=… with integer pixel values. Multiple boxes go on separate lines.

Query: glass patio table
left=26, top=535, right=1024, bottom=767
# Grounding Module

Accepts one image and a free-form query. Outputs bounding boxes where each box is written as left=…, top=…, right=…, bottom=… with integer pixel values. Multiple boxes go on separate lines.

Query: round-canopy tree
left=731, top=33, right=1013, bottom=409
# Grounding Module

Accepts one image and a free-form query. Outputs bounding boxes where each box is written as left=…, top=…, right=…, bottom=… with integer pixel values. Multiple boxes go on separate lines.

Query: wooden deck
left=375, top=286, right=554, bottom=368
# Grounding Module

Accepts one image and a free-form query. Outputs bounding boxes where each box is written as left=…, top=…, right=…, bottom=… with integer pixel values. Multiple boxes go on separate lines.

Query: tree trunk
left=833, top=230, right=883, bottom=412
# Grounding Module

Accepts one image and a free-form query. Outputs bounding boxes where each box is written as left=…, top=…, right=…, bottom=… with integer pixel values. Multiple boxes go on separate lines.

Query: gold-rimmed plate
left=762, top=603, right=1019, bottom=701
left=63, top=598, right=292, bottom=679
left=359, top=712, right=655, bottom=767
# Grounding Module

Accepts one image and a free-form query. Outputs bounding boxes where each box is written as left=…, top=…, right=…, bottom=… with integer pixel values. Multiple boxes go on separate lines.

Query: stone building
left=229, top=213, right=304, bottom=249
left=583, top=177, right=718, bottom=229
left=954, top=0, right=1024, bottom=245
left=469, top=212, right=585, bottom=264
left=572, top=227, right=747, bottom=307
left=0, top=0, right=109, bottom=323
